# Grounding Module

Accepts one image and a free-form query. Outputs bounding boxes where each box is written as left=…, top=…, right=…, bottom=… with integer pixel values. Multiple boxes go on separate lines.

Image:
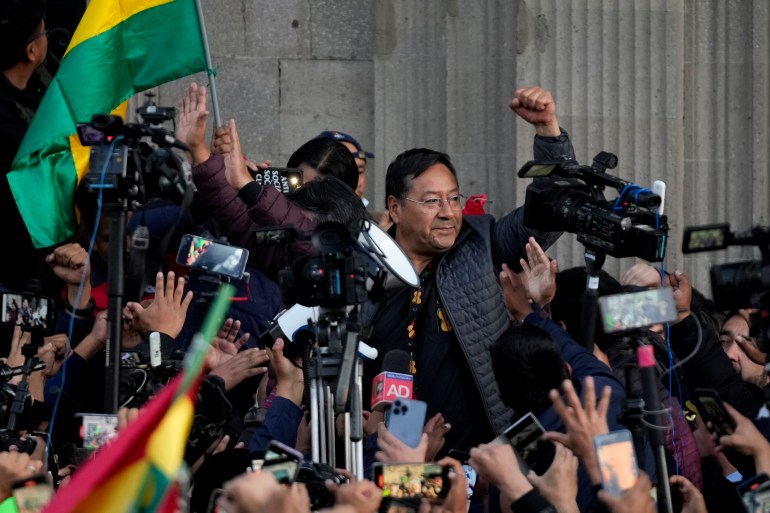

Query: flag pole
left=194, top=0, right=222, bottom=127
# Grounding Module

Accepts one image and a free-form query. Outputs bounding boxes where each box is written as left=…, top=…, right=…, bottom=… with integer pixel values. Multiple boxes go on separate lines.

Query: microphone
left=652, top=180, right=666, bottom=215
left=371, top=350, right=413, bottom=411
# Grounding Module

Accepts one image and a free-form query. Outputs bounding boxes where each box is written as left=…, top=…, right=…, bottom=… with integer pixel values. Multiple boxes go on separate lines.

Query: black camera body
left=518, top=153, right=668, bottom=262
left=76, top=96, right=191, bottom=208
left=278, top=223, right=381, bottom=308
left=682, top=224, right=770, bottom=311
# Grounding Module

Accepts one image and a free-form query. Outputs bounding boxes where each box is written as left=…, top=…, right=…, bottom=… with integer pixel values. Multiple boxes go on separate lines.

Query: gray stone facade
left=156, top=0, right=770, bottom=295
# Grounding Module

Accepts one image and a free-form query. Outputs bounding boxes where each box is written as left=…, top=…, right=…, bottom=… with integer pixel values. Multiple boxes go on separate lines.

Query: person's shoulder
left=461, top=213, right=495, bottom=231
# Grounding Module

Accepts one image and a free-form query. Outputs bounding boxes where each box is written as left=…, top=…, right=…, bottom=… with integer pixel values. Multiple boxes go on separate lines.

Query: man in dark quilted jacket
left=361, top=87, right=576, bottom=455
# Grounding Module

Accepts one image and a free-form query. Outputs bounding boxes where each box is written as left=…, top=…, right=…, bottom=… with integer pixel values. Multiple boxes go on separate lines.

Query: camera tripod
left=6, top=329, right=46, bottom=432
left=305, top=306, right=365, bottom=478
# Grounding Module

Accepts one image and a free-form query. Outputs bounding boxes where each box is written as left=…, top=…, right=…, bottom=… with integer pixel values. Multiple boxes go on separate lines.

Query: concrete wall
left=158, top=0, right=770, bottom=295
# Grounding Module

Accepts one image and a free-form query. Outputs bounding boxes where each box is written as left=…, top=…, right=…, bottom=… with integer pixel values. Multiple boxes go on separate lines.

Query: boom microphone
left=371, top=350, right=413, bottom=411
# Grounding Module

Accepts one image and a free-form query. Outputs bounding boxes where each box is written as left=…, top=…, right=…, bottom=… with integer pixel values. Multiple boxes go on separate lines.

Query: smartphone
left=176, top=234, right=249, bottom=280
left=11, top=474, right=53, bottom=513
left=76, top=413, right=119, bottom=451
left=681, top=223, right=730, bottom=253
left=386, top=398, right=427, bottom=449
left=1, top=293, right=54, bottom=331
left=594, top=430, right=639, bottom=496
left=692, top=388, right=736, bottom=437
left=374, top=463, right=451, bottom=500
left=738, top=473, right=770, bottom=513
left=254, top=167, right=303, bottom=194
left=500, top=412, right=555, bottom=476
left=598, top=287, right=678, bottom=334
left=260, top=440, right=303, bottom=485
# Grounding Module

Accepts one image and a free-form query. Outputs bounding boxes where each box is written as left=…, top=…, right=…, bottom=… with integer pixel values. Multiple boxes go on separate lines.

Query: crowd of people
left=2, top=2, right=770, bottom=513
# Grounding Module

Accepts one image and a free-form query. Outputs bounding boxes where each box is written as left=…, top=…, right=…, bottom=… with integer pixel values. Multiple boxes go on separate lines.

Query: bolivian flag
left=42, top=285, right=234, bottom=513
left=8, top=0, right=207, bottom=248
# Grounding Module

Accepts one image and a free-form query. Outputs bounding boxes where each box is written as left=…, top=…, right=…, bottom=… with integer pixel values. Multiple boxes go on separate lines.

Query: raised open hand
left=176, top=82, right=210, bottom=165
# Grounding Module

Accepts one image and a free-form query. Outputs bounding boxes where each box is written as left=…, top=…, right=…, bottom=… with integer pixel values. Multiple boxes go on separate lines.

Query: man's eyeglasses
left=350, top=150, right=367, bottom=162
left=401, top=194, right=465, bottom=210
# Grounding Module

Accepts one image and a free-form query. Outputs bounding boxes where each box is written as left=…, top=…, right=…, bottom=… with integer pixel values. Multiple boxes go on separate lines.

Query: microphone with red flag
left=371, top=350, right=413, bottom=411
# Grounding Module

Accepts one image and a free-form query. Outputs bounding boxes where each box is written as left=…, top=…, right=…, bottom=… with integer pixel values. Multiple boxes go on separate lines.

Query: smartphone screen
left=594, top=430, right=639, bottom=496
left=598, top=287, right=678, bottom=334
left=76, top=414, right=119, bottom=451
left=374, top=463, right=450, bottom=500
left=500, top=412, right=554, bottom=475
left=254, top=167, right=303, bottom=194
left=176, top=234, right=249, bottom=280
left=1, top=293, right=54, bottom=331
left=261, top=441, right=302, bottom=485
left=693, top=389, right=736, bottom=437
left=12, top=475, right=53, bottom=513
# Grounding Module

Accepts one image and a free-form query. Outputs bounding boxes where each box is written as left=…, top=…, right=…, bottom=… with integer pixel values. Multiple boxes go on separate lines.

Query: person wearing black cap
left=316, top=130, right=374, bottom=202
left=0, top=0, right=50, bottom=293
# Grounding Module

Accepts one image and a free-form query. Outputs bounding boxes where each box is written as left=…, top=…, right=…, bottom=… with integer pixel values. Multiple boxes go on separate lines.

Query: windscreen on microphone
left=372, top=349, right=413, bottom=411
left=381, top=349, right=411, bottom=374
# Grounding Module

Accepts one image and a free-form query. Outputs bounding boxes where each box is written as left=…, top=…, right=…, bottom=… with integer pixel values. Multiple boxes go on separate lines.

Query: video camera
left=258, top=219, right=419, bottom=309
left=518, top=152, right=668, bottom=262
left=682, top=223, right=770, bottom=345
left=76, top=93, right=192, bottom=207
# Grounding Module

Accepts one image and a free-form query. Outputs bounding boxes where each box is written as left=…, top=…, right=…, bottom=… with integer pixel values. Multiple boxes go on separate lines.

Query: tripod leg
left=310, top=377, right=321, bottom=463
left=325, top=385, right=336, bottom=467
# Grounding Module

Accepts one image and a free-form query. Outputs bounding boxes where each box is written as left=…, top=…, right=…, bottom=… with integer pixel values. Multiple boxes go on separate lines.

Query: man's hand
left=423, top=412, right=451, bottom=462
left=209, top=348, right=269, bottom=392
left=509, top=86, right=561, bottom=137
left=735, top=335, right=768, bottom=366
left=220, top=471, right=311, bottom=513
left=620, top=263, right=662, bottom=289
left=0, top=451, right=44, bottom=502
left=75, top=310, right=108, bottom=361
left=206, top=318, right=251, bottom=370
left=518, top=237, right=557, bottom=307
left=670, top=475, right=707, bottom=513
left=668, top=270, right=692, bottom=322
left=526, top=442, right=579, bottom=513
left=214, top=119, right=253, bottom=191
left=125, top=272, right=193, bottom=339
left=118, top=407, right=140, bottom=431
left=7, top=326, right=30, bottom=368
left=327, top=479, right=382, bottom=513
left=542, top=377, right=611, bottom=485
left=176, top=82, right=210, bottom=165
left=375, top=421, right=429, bottom=464
left=717, top=402, right=770, bottom=474
left=37, top=333, right=68, bottom=378
left=270, top=338, right=305, bottom=406
left=469, top=443, right=532, bottom=503
left=500, top=263, right=534, bottom=323
left=597, top=471, right=656, bottom=513
left=46, top=243, right=91, bottom=309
